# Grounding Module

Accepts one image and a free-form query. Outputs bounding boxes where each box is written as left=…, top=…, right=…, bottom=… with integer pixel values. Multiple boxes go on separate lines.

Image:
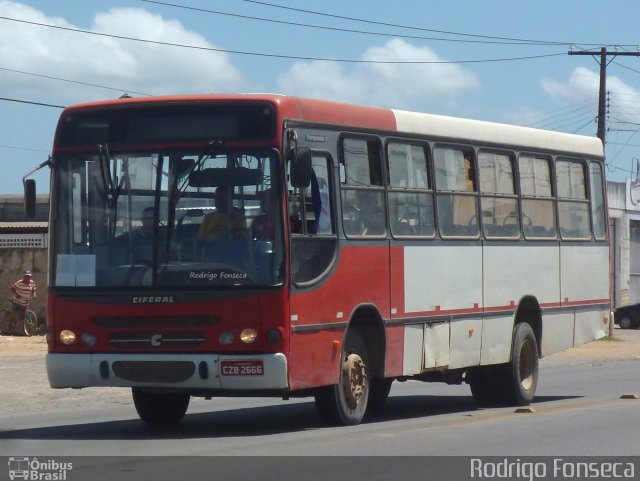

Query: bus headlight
left=59, top=330, right=77, bottom=345
left=240, top=328, right=258, bottom=344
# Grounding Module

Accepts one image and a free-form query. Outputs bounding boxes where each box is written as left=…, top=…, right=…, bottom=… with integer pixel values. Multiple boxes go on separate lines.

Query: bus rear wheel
left=506, top=322, right=539, bottom=405
left=132, top=388, right=190, bottom=425
left=315, top=331, right=369, bottom=425
left=469, top=322, right=538, bottom=406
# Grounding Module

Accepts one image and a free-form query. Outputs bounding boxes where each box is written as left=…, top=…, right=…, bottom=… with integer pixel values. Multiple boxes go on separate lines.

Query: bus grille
left=109, top=331, right=205, bottom=349
left=92, top=315, right=219, bottom=328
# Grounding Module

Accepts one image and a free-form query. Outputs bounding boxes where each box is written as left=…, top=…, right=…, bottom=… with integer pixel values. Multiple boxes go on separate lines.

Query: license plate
left=220, top=360, right=264, bottom=376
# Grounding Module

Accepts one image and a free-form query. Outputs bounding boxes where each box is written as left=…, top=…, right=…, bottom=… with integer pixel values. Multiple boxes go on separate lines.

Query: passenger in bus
left=198, top=186, right=248, bottom=240
left=251, top=190, right=275, bottom=240
left=113, top=206, right=159, bottom=266
left=120, top=206, right=156, bottom=241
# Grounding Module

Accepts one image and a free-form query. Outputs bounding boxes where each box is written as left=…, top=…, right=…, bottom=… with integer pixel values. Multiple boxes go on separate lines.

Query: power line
left=521, top=100, right=596, bottom=129
left=0, top=97, right=65, bottom=109
left=235, top=0, right=622, bottom=47
left=611, top=61, right=640, bottom=76
left=0, top=144, right=51, bottom=154
left=0, top=67, right=151, bottom=96
left=608, top=141, right=640, bottom=148
left=138, top=0, right=562, bottom=46
left=0, top=15, right=566, bottom=64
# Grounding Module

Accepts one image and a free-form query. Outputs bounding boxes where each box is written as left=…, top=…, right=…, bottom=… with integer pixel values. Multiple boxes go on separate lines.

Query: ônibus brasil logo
left=7, top=457, right=73, bottom=480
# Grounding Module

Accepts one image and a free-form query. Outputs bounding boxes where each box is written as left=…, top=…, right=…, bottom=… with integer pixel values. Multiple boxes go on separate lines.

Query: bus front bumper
left=46, top=352, right=288, bottom=391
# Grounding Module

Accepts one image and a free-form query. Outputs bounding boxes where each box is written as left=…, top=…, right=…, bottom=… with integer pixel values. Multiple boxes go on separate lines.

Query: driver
left=198, top=187, right=248, bottom=240
left=123, top=206, right=156, bottom=241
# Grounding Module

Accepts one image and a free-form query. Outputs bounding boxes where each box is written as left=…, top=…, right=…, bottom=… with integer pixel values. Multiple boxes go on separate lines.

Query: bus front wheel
left=132, top=388, right=190, bottom=425
left=315, top=331, right=370, bottom=426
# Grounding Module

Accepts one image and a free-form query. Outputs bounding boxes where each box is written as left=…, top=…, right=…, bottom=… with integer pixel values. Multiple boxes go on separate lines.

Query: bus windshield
left=52, top=149, right=284, bottom=288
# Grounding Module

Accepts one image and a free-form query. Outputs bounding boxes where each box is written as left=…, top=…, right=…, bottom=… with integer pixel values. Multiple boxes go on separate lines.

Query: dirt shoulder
left=541, top=327, right=640, bottom=366
left=0, top=333, right=47, bottom=356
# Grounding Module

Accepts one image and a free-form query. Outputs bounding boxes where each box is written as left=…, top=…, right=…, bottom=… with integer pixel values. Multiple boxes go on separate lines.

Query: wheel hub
left=519, top=339, right=536, bottom=391
left=342, top=353, right=367, bottom=410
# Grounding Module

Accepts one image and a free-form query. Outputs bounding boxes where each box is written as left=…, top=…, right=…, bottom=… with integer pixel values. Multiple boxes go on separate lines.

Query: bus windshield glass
left=52, top=149, right=284, bottom=288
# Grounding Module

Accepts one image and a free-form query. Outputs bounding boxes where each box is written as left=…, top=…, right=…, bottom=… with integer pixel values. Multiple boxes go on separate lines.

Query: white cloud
left=542, top=67, right=599, bottom=102
left=0, top=1, right=249, bottom=102
left=543, top=67, right=640, bottom=125
left=277, top=38, right=479, bottom=109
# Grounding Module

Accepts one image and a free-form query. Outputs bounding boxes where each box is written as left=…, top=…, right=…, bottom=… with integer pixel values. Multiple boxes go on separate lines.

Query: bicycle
left=0, top=303, right=43, bottom=337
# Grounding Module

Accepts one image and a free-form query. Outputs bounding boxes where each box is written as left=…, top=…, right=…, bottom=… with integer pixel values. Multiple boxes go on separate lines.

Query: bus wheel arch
left=514, top=295, right=542, bottom=358
left=469, top=297, right=541, bottom=407
left=314, top=305, right=387, bottom=425
left=347, top=305, right=386, bottom=379
left=348, top=305, right=392, bottom=412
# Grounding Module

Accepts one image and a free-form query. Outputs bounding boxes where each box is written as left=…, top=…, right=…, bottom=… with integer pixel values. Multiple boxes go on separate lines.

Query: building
left=0, top=194, right=49, bottom=323
left=608, top=179, right=640, bottom=309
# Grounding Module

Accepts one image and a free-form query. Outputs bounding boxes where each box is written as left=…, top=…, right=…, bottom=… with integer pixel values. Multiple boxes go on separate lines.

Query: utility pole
left=568, top=47, right=640, bottom=146
left=569, top=47, right=640, bottom=338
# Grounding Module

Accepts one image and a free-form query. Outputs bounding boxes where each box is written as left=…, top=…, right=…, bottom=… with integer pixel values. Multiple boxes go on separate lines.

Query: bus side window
left=387, top=142, right=434, bottom=237
left=479, top=151, right=519, bottom=239
left=434, top=146, right=479, bottom=238
left=557, top=159, right=590, bottom=240
left=340, top=137, right=386, bottom=237
left=589, top=162, right=606, bottom=240
left=288, top=155, right=334, bottom=236
left=519, top=155, right=557, bottom=239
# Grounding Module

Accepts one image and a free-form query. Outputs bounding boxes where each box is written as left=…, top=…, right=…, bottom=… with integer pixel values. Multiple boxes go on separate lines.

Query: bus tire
left=468, top=366, right=504, bottom=406
left=367, top=378, right=393, bottom=413
left=469, top=323, right=539, bottom=406
left=503, top=322, right=539, bottom=405
left=315, top=331, right=369, bottom=426
left=132, top=388, right=190, bottom=426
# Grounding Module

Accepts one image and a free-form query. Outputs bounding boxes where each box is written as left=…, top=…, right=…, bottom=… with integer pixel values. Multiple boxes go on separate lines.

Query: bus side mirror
left=288, top=147, right=312, bottom=188
left=24, top=179, right=36, bottom=220
left=22, top=156, right=51, bottom=220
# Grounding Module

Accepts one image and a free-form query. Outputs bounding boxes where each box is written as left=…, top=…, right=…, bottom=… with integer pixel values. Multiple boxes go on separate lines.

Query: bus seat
left=201, top=240, right=252, bottom=267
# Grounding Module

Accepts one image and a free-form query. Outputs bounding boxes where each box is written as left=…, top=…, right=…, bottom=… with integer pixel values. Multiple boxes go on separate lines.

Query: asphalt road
left=0, top=332, right=639, bottom=480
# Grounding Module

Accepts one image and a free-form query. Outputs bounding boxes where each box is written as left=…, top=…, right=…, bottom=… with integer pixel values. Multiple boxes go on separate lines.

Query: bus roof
left=61, top=93, right=604, bottom=158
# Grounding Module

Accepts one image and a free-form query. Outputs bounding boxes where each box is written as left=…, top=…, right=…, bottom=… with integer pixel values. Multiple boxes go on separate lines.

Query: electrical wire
left=0, top=144, right=51, bottom=153
left=137, top=0, right=564, bottom=46
left=234, top=0, right=628, bottom=48
left=0, top=97, right=65, bottom=109
left=0, top=67, right=151, bottom=96
left=0, top=16, right=566, bottom=64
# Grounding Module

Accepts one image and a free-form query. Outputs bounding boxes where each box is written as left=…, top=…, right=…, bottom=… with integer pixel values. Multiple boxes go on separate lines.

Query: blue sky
left=1, top=0, right=640, bottom=194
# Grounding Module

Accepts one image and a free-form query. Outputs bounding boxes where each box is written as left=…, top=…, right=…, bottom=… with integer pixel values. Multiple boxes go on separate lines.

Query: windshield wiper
left=97, top=144, right=117, bottom=208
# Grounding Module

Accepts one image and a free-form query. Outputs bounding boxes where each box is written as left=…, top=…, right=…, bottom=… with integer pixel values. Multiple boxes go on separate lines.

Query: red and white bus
left=34, top=94, right=610, bottom=426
